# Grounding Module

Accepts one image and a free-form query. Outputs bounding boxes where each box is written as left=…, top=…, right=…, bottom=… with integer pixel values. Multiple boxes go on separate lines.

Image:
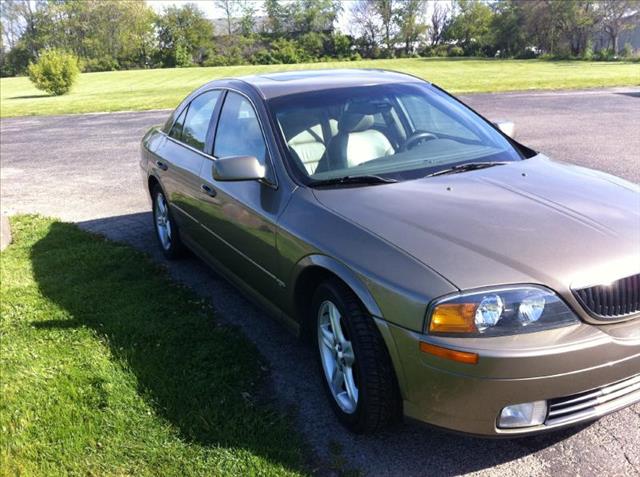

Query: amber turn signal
left=429, top=303, right=478, bottom=333
left=419, top=342, right=479, bottom=365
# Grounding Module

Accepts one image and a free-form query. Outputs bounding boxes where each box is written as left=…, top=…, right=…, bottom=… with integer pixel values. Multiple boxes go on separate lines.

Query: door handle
left=156, top=160, right=168, bottom=171
left=200, top=184, right=217, bottom=197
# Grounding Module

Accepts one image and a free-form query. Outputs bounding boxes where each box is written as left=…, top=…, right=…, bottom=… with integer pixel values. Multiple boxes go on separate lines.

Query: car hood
left=312, top=155, right=640, bottom=295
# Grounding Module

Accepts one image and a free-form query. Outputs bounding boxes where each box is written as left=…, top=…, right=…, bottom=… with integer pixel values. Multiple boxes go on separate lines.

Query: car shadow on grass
left=7, top=94, right=52, bottom=100
left=36, top=214, right=591, bottom=476
left=29, top=220, right=306, bottom=473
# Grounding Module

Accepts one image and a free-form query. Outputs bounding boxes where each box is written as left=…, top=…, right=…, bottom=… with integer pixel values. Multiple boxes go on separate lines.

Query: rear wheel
left=313, top=279, right=401, bottom=433
left=152, top=185, right=185, bottom=259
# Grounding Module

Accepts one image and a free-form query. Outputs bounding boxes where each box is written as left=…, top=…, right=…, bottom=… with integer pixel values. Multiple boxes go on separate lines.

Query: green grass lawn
left=0, top=216, right=306, bottom=476
left=1, top=58, right=639, bottom=118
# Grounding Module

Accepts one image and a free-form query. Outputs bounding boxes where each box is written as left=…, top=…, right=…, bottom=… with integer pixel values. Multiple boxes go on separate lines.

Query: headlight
left=427, top=286, right=578, bottom=336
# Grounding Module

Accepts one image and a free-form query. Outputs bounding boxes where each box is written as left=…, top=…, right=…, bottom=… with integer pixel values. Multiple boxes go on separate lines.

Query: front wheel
left=152, top=185, right=185, bottom=259
left=313, top=279, right=401, bottom=433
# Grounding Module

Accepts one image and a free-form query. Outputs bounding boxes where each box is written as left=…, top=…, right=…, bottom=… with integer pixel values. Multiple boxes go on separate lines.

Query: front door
left=195, top=91, right=284, bottom=301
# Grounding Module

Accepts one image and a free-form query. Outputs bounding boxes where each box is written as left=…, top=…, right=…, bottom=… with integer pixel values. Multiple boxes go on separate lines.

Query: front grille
left=573, top=273, right=640, bottom=320
left=546, top=374, right=640, bottom=427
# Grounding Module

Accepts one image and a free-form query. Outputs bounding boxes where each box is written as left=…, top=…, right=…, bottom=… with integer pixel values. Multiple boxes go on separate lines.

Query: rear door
left=152, top=90, right=222, bottom=237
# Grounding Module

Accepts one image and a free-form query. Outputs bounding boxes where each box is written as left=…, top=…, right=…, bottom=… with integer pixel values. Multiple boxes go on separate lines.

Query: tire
left=151, top=184, right=185, bottom=260
left=312, top=278, right=401, bottom=433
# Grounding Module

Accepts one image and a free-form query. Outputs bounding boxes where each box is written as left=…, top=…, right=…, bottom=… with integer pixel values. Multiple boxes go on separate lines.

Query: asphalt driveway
left=1, top=87, right=639, bottom=476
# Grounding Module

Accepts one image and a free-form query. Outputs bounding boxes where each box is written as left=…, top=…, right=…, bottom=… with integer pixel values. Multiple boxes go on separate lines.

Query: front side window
left=180, top=90, right=221, bottom=151
left=270, top=83, right=523, bottom=182
left=214, top=92, right=267, bottom=165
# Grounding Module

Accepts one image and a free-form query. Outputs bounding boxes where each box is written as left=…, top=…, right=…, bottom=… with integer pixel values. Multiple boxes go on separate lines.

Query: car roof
left=217, top=69, right=427, bottom=100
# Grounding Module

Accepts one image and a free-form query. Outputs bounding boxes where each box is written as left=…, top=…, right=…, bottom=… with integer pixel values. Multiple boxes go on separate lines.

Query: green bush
left=419, top=45, right=434, bottom=57
left=203, top=54, right=232, bottom=67
left=433, top=44, right=450, bottom=57
left=516, top=48, right=538, bottom=60
left=622, top=43, right=634, bottom=58
left=28, top=49, right=80, bottom=96
left=448, top=46, right=465, bottom=57
left=593, top=49, right=616, bottom=61
left=582, top=42, right=594, bottom=61
left=250, top=49, right=277, bottom=65
left=270, top=38, right=304, bottom=64
left=80, top=56, right=119, bottom=72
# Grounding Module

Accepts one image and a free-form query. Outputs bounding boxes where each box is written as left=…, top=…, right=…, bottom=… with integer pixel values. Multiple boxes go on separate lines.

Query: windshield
left=269, top=83, right=522, bottom=183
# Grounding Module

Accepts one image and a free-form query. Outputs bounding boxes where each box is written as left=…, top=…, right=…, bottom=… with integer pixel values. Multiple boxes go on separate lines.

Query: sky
left=146, top=0, right=234, bottom=18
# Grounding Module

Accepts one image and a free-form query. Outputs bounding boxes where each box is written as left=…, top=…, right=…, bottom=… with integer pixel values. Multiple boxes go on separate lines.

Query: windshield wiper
left=309, top=175, right=397, bottom=187
left=425, top=161, right=506, bottom=178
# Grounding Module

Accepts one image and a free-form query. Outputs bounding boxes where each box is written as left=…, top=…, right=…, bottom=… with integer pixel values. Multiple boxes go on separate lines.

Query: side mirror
left=212, top=155, right=266, bottom=182
left=493, top=120, right=516, bottom=139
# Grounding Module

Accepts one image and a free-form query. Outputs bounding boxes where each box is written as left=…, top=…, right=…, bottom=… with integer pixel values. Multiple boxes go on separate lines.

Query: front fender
left=290, top=254, right=383, bottom=318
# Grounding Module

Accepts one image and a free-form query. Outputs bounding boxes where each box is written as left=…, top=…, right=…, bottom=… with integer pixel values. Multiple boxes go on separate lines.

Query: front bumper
left=387, top=321, right=640, bottom=436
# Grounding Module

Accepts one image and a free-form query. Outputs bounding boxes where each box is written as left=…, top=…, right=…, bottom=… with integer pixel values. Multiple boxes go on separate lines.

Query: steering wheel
left=403, top=131, right=439, bottom=151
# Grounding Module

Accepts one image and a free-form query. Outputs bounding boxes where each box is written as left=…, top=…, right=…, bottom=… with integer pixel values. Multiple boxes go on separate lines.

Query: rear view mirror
left=493, top=120, right=516, bottom=139
left=212, top=156, right=266, bottom=182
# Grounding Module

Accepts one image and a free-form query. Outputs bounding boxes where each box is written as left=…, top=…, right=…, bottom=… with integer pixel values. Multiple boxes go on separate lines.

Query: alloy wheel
left=317, top=300, right=359, bottom=414
left=154, top=192, right=172, bottom=250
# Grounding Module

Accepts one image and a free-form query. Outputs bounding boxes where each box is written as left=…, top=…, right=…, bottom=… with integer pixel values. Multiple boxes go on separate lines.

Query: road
left=2, top=87, right=639, bottom=476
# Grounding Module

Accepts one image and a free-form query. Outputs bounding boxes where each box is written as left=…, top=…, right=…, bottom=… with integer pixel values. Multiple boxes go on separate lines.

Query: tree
left=237, top=0, right=257, bottom=36
left=599, top=0, right=640, bottom=54
left=491, top=0, right=527, bottom=57
left=264, top=0, right=286, bottom=34
left=445, top=0, right=494, bottom=55
left=374, top=0, right=398, bottom=53
left=215, top=0, right=240, bottom=36
left=429, top=2, right=451, bottom=46
left=156, top=4, right=214, bottom=67
left=520, top=0, right=579, bottom=56
left=288, top=0, right=342, bottom=33
left=564, top=0, right=599, bottom=57
left=350, top=0, right=381, bottom=57
left=396, top=0, right=428, bottom=54
left=0, top=0, right=45, bottom=63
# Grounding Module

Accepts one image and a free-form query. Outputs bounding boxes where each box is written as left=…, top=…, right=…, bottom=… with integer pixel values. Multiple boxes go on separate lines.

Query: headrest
left=339, top=113, right=374, bottom=133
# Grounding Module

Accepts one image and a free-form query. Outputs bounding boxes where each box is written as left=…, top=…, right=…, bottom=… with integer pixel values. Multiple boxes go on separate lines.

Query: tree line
left=1, top=0, right=638, bottom=77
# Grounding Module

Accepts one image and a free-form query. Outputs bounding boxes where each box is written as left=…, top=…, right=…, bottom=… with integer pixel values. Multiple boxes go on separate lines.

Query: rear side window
left=169, top=108, right=187, bottom=140
left=214, top=92, right=267, bottom=165
left=181, top=90, right=221, bottom=151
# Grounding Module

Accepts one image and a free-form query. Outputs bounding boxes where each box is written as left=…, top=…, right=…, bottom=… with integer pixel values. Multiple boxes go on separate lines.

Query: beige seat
left=288, top=124, right=327, bottom=174
left=327, top=113, right=394, bottom=169
left=285, top=118, right=338, bottom=174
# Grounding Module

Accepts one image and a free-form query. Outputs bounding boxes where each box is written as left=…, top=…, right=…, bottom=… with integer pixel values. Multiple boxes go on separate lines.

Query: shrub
left=298, top=32, right=326, bottom=59
left=174, top=44, right=193, bottom=67
left=250, top=49, right=278, bottom=65
left=433, top=44, right=450, bottom=57
left=28, top=49, right=80, bottom=96
left=582, top=42, right=594, bottom=61
left=203, top=55, right=232, bottom=67
left=622, top=43, right=634, bottom=58
left=448, top=46, right=465, bottom=57
left=516, top=48, right=538, bottom=60
left=80, top=56, right=119, bottom=72
left=270, top=38, right=304, bottom=64
left=419, top=45, right=434, bottom=57
left=331, top=33, right=352, bottom=58
left=593, top=48, right=616, bottom=61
